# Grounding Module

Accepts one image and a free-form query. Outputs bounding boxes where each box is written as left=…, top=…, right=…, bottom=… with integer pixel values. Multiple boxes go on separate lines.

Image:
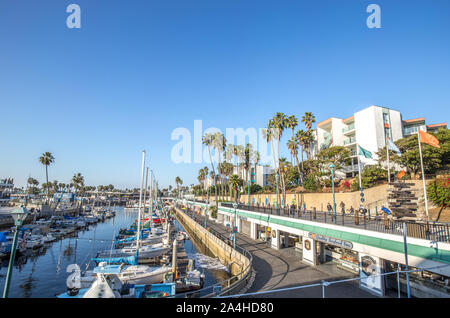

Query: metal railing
left=173, top=205, right=253, bottom=298
left=218, top=263, right=450, bottom=298
left=219, top=203, right=450, bottom=243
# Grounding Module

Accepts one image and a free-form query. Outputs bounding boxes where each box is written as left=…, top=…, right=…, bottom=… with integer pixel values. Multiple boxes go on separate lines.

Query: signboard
left=308, top=233, right=353, bottom=250
left=359, top=253, right=384, bottom=296
left=302, top=236, right=315, bottom=266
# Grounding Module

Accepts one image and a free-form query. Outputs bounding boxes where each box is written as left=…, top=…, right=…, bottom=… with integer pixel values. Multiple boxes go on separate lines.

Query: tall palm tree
left=213, top=132, right=226, bottom=202
left=270, top=113, right=288, bottom=204
left=252, top=150, right=260, bottom=186
left=287, top=137, right=301, bottom=185
left=203, top=132, right=217, bottom=204
left=301, top=112, right=316, bottom=159
left=286, top=115, right=298, bottom=164
left=175, top=176, right=182, bottom=198
left=243, top=143, right=253, bottom=191
left=39, top=152, right=55, bottom=201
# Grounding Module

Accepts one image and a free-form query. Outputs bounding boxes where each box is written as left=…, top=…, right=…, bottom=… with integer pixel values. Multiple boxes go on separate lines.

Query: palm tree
left=58, top=183, right=66, bottom=191
left=212, top=132, right=226, bottom=202
left=175, top=176, right=182, bottom=198
left=243, top=143, right=253, bottom=192
left=301, top=112, right=316, bottom=159
left=72, top=173, right=85, bottom=194
left=287, top=137, right=301, bottom=185
left=270, top=113, right=288, bottom=204
left=39, top=152, right=55, bottom=201
left=252, top=150, right=260, bottom=186
left=203, top=132, right=219, bottom=206
left=286, top=115, right=298, bottom=164
left=228, top=174, right=243, bottom=203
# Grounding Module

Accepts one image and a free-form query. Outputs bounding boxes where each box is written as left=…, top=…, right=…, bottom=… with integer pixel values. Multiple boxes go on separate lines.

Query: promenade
left=188, top=209, right=377, bottom=298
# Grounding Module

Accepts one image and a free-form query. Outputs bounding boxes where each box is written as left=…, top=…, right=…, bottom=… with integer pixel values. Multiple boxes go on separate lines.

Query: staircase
left=388, top=182, right=425, bottom=221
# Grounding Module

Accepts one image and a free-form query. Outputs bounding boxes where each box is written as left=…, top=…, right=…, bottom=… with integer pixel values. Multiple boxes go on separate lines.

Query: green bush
left=427, top=175, right=450, bottom=208
left=303, top=175, right=319, bottom=191
left=208, top=206, right=218, bottom=219
left=351, top=164, right=387, bottom=191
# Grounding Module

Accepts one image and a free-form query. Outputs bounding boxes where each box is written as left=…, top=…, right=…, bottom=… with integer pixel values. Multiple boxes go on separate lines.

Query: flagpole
left=387, top=138, right=391, bottom=186
left=417, top=132, right=429, bottom=222
left=357, top=144, right=362, bottom=190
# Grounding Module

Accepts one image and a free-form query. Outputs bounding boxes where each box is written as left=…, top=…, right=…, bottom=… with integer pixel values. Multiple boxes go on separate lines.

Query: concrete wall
left=197, top=180, right=425, bottom=212
left=175, top=207, right=251, bottom=278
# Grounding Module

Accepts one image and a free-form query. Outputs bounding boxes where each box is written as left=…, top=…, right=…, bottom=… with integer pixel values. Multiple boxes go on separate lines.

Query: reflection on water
left=0, top=207, right=231, bottom=297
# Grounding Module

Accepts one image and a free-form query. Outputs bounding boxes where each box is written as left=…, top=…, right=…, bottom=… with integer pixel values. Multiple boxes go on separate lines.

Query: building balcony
left=343, top=137, right=356, bottom=146
left=342, top=123, right=355, bottom=134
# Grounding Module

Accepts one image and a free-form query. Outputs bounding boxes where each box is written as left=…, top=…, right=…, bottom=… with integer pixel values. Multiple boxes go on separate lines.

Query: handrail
left=172, top=205, right=253, bottom=298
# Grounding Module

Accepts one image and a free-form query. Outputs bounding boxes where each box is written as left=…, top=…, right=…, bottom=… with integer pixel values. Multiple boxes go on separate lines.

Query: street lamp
left=329, top=163, right=336, bottom=224
left=232, top=202, right=238, bottom=249
left=247, top=180, right=250, bottom=208
left=205, top=198, right=210, bottom=228
left=275, top=173, right=279, bottom=215
left=3, top=206, right=29, bottom=298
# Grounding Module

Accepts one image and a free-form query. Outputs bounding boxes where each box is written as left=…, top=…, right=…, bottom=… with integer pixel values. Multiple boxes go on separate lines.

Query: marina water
left=0, top=207, right=230, bottom=298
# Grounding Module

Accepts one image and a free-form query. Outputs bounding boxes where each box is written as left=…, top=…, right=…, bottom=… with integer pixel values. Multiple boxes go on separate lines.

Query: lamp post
left=275, top=173, right=279, bottom=215
left=205, top=198, right=209, bottom=228
left=232, top=202, right=238, bottom=249
left=247, top=180, right=250, bottom=208
left=329, top=163, right=336, bottom=224
left=3, top=206, right=29, bottom=298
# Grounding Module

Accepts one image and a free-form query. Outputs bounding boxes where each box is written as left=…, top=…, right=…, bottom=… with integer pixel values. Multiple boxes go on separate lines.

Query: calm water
left=0, top=207, right=229, bottom=298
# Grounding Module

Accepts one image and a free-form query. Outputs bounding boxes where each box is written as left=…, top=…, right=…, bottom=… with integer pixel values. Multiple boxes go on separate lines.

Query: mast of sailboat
left=149, top=170, right=153, bottom=213
left=143, top=167, right=149, bottom=215
left=136, top=150, right=146, bottom=261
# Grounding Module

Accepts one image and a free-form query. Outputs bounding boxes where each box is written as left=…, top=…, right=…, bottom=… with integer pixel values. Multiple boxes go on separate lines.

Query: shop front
left=256, top=224, right=270, bottom=242
left=240, top=217, right=251, bottom=237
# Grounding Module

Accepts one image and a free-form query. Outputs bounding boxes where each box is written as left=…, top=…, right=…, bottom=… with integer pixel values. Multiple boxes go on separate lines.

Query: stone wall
left=175, top=207, right=250, bottom=278
left=197, top=180, right=428, bottom=213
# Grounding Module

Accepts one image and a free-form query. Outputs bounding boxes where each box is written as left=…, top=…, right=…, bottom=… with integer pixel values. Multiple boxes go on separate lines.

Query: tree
left=301, top=112, right=316, bottom=159
left=229, top=174, right=243, bottom=203
left=427, top=175, right=450, bottom=221
left=351, top=164, right=387, bottom=191
left=376, top=129, right=449, bottom=177
left=203, top=132, right=218, bottom=205
left=39, top=152, right=55, bottom=201
left=72, top=173, right=85, bottom=194
left=213, top=132, right=226, bottom=201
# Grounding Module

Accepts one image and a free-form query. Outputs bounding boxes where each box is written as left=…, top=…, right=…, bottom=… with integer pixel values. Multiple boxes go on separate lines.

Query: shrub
left=427, top=175, right=450, bottom=208
left=303, top=175, right=319, bottom=191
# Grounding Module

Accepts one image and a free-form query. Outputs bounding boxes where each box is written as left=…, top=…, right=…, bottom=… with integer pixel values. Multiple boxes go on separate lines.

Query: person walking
left=302, top=202, right=307, bottom=215
left=340, top=201, right=346, bottom=215
left=327, top=202, right=332, bottom=215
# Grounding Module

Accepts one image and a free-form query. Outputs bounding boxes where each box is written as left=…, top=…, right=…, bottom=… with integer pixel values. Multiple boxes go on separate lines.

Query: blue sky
left=1, top=0, right=449, bottom=189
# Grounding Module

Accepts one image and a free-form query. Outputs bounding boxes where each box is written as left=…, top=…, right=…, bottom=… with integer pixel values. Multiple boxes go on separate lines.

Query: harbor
left=0, top=205, right=230, bottom=298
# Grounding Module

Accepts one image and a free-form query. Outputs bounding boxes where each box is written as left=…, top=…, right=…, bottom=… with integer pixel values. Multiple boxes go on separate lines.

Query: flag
left=419, top=130, right=440, bottom=148
left=358, top=145, right=373, bottom=159
left=397, top=170, right=406, bottom=180
left=388, top=139, right=401, bottom=156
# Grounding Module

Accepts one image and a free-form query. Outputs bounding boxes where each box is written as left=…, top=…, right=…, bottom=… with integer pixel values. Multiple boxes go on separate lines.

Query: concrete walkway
left=190, top=212, right=377, bottom=298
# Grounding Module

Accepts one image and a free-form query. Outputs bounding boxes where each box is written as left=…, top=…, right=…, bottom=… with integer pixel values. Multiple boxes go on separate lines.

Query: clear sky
left=1, top=0, right=449, bottom=190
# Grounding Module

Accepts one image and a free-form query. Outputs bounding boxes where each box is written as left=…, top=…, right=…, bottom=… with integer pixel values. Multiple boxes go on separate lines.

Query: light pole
left=275, top=173, right=279, bottom=214
left=205, top=198, right=209, bottom=228
left=3, top=206, right=29, bottom=298
left=247, top=180, right=250, bottom=208
left=329, top=163, right=336, bottom=224
left=232, top=202, right=238, bottom=249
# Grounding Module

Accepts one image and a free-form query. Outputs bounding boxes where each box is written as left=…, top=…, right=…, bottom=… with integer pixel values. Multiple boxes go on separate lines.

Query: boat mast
left=136, top=150, right=146, bottom=261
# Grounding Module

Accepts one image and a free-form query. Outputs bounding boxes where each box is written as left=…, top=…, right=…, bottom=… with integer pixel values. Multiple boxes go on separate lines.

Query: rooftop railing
left=218, top=202, right=450, bottom=244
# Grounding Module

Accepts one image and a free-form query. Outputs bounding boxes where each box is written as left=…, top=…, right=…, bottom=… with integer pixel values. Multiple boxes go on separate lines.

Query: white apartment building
left=317, top=105, right=406, bottom=178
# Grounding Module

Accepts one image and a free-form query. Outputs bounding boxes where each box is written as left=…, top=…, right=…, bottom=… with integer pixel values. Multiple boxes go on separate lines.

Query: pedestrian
left=340, top=201, right=345, bottom=214
left=349, top=206, right=354, bottom=215
left=327, top=203, right=332, bottom=215
left=302, top=202, right=306, bottom=214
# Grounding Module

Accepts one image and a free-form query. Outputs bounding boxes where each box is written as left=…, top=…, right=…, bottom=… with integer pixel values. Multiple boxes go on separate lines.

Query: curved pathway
left=190, top=212, right=377, bottom=298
